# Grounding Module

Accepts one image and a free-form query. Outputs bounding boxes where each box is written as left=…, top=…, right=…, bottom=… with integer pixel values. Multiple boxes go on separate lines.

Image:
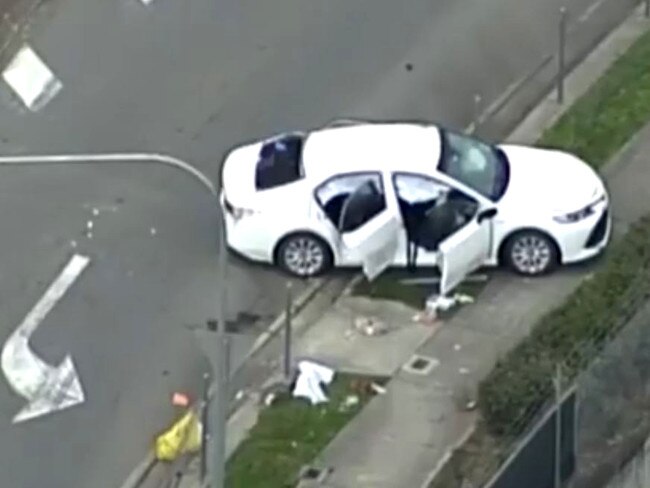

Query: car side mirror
left=477, top=207, right=498, bottom=223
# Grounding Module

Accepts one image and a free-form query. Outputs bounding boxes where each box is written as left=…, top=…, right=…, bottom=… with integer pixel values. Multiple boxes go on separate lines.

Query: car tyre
left=275, top=232, right=333, bottom=278
left=503, top=230, right=559, bottom=276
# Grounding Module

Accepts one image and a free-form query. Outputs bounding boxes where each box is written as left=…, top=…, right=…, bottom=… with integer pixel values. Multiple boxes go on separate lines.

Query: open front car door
left=438, top=207, right=497, bottom=296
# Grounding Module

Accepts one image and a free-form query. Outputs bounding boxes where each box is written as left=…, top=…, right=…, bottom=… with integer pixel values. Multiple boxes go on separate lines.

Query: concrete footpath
left=173, top=7, right=650, bottom=488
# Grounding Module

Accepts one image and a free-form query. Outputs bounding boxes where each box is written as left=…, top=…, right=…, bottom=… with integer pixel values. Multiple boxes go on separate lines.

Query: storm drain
left=402, top=355, right=439, bottom=375
left=297, top=466, right=333, bottom=486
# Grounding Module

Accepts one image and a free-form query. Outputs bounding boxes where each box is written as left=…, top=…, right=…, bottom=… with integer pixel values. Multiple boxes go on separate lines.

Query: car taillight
left=231, top=206, right=255, bottom=221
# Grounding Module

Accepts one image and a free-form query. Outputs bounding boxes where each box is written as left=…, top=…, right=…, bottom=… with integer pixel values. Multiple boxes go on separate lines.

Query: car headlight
left=553, top=195, right=605, bottom=224
left=554, top=205, right=595, bottom=224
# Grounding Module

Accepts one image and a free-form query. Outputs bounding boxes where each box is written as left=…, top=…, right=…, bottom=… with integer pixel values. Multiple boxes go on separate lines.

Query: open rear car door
left=337, top=178, right=402, bottom=281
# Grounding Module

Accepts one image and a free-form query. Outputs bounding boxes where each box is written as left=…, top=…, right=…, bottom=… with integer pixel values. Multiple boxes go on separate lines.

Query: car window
left=255, top=133, right=305, bottom=190
left=393, top=172, right=478, bottom=251
left=315, top=172, right=386, bottom=232
left=437, top=129, right=509, bottom=201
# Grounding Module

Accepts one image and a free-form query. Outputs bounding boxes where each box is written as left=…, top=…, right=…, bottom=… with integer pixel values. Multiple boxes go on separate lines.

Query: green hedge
left=478, top=215, right=650, bottom=436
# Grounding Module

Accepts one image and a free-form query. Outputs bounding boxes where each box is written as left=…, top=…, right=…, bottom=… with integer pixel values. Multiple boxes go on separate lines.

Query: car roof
left=301, top=122, right=443, bottom=181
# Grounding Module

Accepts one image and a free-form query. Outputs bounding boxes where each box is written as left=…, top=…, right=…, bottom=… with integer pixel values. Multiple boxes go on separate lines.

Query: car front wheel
left=503, top=230, right=559, bottom=276
left=276, top=232, right=333, bottom=278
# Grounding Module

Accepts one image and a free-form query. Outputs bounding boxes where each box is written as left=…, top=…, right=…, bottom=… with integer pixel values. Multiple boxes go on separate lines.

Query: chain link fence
left=468, top=294, right=650, bottom=488
left=572, top=300, right=650, bottom=488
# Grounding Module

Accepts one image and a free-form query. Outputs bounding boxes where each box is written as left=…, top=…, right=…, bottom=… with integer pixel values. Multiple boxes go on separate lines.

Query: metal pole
left=284, top=282, right=293, bottom=383
left=224, top=336, right=232, bottom=391
left=554, top=364, right=563, bottom=488
left=0, top=152, right=228, bottom=488
left=558, top=7, right=568, bottom=104
left=200, top=372, right=210, bottom=484
left=210, top=203, right=229, bottom=488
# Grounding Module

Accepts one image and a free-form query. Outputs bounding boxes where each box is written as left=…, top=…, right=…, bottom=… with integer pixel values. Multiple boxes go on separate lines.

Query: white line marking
left=2, top=44, right=63, bottom=111
left=578, top=0, right=609, bottom=24
left=1, top=254, right=89, bottom=423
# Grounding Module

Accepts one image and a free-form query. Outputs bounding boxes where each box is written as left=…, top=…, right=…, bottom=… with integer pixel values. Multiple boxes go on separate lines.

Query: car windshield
left=437, top=129, right=509, bottom=201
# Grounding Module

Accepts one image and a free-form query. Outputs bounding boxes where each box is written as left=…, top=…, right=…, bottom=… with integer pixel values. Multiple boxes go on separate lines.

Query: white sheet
left=292, top=360, right=336, bottom=405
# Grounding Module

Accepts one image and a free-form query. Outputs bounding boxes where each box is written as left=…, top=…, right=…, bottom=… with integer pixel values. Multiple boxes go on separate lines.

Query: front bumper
left=558, top=204, right=612, bottom=264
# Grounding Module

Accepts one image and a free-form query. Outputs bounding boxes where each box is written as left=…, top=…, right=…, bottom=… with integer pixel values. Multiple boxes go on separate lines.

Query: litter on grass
left=292, top=360, right=335, bottom=405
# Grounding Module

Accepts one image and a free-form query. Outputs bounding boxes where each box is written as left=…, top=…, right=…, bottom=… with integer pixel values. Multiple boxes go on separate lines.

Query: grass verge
left=429, top=21, right=650, bottom=488
left=539, top=27, right=650, bottom=168
left=226, top=373, right=387, bottom=488
left=351, top=269, right=487, bottom=311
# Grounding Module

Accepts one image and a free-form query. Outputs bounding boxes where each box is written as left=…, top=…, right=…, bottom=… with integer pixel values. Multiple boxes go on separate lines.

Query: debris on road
left=425, top=292, right=475, bottom=315
left=292, top=360, right=335, bottom=405
left=171, top=392, right=190, bottom=407
left=154, top=409, right=202, bottom=462
left=412, top=310, right=441, bottom=326
left=340, top=394, right=360, bottom=411
left=353, top=316, right=388, bottom=336
left=371, top=382, right=387, bottom=395
left=150, top=227, right=157, bottom=236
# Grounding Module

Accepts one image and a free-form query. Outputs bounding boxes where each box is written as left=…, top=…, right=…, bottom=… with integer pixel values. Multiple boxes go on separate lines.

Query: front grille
left=585, top=209, right=608, bottom=248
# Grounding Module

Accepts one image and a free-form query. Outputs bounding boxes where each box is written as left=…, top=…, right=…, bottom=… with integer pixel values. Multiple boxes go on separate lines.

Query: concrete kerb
left=417, top=5, right=650, bottom=488
left=239, top=277, right=329, bottom=368
left=119, top=277, right=330, bottom=488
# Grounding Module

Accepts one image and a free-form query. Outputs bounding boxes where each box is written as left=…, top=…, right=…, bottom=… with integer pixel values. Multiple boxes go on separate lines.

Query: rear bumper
left=219, top=192, right=273, bottom=263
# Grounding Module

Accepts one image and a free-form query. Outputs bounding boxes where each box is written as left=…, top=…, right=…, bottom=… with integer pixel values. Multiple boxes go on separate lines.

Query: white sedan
left=220, top=121, right=611, bottom=295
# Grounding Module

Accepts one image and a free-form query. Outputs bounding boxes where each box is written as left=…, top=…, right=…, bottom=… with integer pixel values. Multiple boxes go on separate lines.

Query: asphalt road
left=0, top=0, right=637, bottom=486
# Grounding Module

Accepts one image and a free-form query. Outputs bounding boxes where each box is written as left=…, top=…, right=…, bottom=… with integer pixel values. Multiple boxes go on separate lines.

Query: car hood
left=497, top=144, right=606, bottom=215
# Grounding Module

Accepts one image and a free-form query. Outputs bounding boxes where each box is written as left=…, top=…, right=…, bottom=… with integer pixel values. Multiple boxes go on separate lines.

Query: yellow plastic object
left=155, top=409, right=202, bottom=462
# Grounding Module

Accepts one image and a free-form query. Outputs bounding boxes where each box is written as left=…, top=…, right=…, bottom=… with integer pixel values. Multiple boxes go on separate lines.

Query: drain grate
left=302, top=467, right=323, bottom=479
left=297, top=465, right=333, bottom=486
left=403, top=355, right=439, bottom=375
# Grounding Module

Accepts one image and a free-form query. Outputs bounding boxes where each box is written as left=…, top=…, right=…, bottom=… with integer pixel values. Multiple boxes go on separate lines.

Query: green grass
left=539, top=27, right=650, bottom=168
left=351, top=270, right=487, bottom=311
left=226, top=374, right=386, bottom=488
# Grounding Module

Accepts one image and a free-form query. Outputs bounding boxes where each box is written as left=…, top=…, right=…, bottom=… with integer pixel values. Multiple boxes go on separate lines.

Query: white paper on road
left=292, top=360, right=335, bottom=405
left=2, top=44, right=63, bottom=111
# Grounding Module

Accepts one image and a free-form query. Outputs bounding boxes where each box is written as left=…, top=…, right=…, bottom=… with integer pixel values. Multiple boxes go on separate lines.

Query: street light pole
left=0, top=152, right=229, bottom=488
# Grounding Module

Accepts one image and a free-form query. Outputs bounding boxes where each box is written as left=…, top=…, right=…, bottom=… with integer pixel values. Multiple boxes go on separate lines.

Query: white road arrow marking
left=1, top=254, right=90, bottom=423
